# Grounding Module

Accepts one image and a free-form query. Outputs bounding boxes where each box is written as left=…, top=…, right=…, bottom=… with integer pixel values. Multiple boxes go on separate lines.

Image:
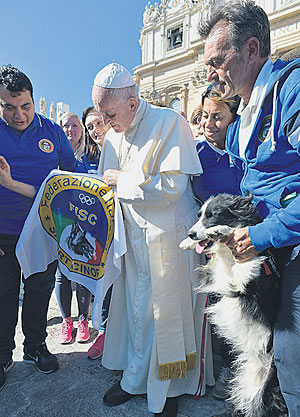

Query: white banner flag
left=16, top=169, right=126, bottom=330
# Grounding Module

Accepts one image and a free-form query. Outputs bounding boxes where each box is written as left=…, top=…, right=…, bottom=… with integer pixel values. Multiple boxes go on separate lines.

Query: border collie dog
left=180, top=193, right=288, bottom=417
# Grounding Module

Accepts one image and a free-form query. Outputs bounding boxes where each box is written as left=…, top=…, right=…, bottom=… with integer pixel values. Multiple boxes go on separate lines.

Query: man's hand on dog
left=223, top=227, right=259, bottom=262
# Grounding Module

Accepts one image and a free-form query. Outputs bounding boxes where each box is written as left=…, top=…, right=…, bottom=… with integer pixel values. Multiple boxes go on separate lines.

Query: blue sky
left=2, top=0, right=147, bottom=117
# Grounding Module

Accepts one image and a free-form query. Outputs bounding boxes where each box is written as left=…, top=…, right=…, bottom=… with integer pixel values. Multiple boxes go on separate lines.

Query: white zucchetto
left=93, top=63, right=135, bottom=89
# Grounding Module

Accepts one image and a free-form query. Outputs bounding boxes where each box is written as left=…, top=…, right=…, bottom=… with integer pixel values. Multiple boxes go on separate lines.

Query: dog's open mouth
left=196, top=239, right=213, bottom=255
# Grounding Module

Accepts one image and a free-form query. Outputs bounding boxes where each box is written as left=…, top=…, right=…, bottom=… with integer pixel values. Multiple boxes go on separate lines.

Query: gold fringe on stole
left=186, top=352, right=197, bottom=371
left=158, top=352, right=197, bottom=381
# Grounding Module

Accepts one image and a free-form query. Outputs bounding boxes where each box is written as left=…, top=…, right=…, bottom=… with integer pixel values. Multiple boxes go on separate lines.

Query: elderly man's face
left=204, top=23, right=249, bottom=100
left=0, top=86, right=35, bottom=132
left=92, top=87, right=138, bottom=134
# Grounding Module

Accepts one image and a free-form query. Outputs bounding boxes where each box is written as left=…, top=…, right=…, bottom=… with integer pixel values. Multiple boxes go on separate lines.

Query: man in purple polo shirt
left=0, top=65, right=76, bottom=391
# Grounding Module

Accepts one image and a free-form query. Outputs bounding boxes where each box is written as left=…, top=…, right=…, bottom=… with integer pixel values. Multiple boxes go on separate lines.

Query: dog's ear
left=228, top=194, right=262, bottom=225
left=229, top=194, right=253, bottom=210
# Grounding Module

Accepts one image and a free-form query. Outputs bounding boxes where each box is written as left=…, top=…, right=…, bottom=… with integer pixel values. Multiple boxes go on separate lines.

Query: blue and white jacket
left=226, top=59, right=300, bottom=252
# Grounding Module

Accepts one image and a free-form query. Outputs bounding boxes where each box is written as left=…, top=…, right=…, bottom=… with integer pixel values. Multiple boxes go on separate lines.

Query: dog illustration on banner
left=65, top=220, right=96, bottom=259
left=39, top=174, right=114, bottom=281
left=180, top=193, right=288, bottom=417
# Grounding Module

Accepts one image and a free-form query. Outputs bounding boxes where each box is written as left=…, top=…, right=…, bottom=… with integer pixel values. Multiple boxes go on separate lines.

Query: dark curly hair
left=0, top=65, right=33, bottom=99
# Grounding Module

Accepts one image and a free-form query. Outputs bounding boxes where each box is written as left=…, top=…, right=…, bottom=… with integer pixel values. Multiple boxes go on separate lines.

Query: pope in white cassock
left=92, top=63, right=214, bottom=416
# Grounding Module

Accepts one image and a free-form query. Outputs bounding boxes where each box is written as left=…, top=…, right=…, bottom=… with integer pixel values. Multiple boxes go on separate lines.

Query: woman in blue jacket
left=192, top=86, right=241, bottom=202
left=192, top=86, right=241, bottom=402
left=81, top=107, right=112, bottom=360
left=56, top=110, right=109, bottom=346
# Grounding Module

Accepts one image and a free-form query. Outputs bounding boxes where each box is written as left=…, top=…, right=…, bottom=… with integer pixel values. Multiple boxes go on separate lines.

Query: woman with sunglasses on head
left=191, top=87, right=242, bottom=404
left=192, top=87, right=242, bottom=203
left=56, top=110, right=110, bottom=351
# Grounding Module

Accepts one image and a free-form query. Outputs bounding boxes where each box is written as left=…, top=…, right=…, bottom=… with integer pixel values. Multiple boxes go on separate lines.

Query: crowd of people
left=0, top=1, right=300, bottom=416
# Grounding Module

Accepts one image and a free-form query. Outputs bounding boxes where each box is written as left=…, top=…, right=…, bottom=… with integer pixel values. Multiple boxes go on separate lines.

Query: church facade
left=134, top=0, right=300, bottom=119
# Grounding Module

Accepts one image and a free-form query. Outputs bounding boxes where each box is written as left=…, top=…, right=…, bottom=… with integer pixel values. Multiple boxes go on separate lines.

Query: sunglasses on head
left=196, top=116, right=202, bottom=125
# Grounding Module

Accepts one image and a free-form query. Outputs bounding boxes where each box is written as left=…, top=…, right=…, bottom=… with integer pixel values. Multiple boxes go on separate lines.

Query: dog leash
left=194, top=293, right=208, bottom=400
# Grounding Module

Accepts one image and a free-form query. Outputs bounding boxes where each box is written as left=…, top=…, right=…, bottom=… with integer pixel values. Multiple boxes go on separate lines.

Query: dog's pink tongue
left=196, top=241, right=207, bottom=255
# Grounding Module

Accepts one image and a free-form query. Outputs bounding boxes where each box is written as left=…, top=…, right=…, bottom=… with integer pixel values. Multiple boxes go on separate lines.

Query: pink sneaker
left=76, top=317, right=90, bottom=342
left=58, top=319, right=73, bottom=344
left=87, top=333, right=105, bottom=360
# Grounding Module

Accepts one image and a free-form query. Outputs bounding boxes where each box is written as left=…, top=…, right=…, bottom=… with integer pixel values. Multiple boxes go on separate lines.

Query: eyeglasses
left=200, top=82, right=218, bottom=107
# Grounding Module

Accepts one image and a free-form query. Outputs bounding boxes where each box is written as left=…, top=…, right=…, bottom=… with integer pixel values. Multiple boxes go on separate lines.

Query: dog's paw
left=179, top=237, right=197, bottom=250
left=205, top=225, right=234, bottom=241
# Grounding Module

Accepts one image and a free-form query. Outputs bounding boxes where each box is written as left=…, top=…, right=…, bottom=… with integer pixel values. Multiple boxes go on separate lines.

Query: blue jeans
left=274, top=253, right=300, bottom=416
left=0, top=234, right=57, bottom=365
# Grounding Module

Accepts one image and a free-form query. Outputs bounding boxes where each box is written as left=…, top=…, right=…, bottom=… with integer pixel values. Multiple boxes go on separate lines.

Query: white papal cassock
left=98, top=99, right=214, bottom=413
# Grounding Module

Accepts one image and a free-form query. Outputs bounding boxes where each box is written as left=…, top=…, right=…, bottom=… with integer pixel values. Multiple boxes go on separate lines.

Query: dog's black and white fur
left=180, top=193, right=288, bottom=417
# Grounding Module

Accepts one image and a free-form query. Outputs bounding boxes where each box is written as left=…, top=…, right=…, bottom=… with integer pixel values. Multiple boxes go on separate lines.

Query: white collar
left=197, top=135, right=226, bottom=155
left=237, top=58, right=273, bottom=115
left=205, top=140, right=227, bottom=155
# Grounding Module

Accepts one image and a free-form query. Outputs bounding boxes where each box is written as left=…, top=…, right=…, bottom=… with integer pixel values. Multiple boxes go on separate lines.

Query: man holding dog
left=93, top=63, right=214, bottom=416
left=0, top=65, right=76, bottom=391
left=199, top=0, right=300, bottom=415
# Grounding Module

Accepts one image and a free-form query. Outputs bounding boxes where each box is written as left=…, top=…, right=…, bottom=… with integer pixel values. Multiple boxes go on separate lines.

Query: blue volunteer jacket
left=226, top=59, right=300, bottom=252
left=75, top=154, right=99, bottom=174
left=192, top=139, right=242, bottom=201
left=0, top=113, right=76, bottom=235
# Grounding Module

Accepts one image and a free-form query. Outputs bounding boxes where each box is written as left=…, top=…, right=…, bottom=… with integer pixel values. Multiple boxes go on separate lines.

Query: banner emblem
left=39, top=174, right=114, bottom=280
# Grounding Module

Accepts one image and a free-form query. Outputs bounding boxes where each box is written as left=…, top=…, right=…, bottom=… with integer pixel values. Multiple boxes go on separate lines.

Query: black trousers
left=274, top=253, right=300, bottom=416
left=0, top=234, right=57, bottom=365
left=55, top=267, right=92, bottom=319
